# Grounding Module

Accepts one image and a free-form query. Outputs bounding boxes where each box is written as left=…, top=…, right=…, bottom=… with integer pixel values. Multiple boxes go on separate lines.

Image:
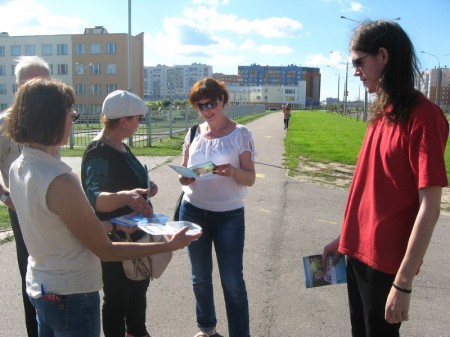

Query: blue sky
left=1, top=0, right=449, bottom=101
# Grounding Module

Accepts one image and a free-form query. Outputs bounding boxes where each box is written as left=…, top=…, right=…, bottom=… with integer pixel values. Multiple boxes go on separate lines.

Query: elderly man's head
left=14, top=56, right=51, bottom=86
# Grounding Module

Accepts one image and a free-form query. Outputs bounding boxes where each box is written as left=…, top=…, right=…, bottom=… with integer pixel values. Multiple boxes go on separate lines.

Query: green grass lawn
left=284, top=110, right=450, bottom=180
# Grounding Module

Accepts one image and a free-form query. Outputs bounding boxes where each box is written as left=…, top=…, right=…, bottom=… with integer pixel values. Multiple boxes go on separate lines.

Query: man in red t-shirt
left=323, top=21, right=448, bottom=337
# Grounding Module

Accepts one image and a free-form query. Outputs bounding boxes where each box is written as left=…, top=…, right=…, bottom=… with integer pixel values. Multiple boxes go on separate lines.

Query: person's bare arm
left=46, top=174, right=200, bottom=261
left=385, top=186, right=442, bottom=323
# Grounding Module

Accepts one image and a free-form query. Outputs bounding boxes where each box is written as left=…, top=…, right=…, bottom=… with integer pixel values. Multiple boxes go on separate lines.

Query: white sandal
left=194, top=327, right=217, bottom=337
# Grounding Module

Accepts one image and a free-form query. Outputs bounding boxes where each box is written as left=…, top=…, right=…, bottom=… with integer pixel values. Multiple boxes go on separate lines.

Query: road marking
left=259, top=208, right=271, bottom=213
left=317, top=219, right=337, bottom=224
left=256, top=173, right=265, bottom=178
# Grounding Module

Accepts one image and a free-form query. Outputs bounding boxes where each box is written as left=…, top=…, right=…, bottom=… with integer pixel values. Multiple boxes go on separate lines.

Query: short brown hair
left=188, top=78, right=229, bottom=107
left=4, top=78, right=75, bottom=145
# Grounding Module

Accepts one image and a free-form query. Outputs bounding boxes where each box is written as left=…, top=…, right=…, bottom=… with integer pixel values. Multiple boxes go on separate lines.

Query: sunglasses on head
left=352, top=54, right=370, bottom=69
left=196, top=100, right=218, bottom=111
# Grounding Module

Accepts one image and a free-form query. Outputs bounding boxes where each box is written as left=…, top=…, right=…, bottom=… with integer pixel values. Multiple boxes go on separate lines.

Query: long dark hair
left=350, top=20, right=421, bottom=123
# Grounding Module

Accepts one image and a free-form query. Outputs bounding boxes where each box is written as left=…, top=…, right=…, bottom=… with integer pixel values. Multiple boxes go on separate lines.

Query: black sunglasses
left=70, top=110, right=80, bottom=123
left=196, top=100, right=218, bottom=111
left=352, top=54, right=370, bottom=69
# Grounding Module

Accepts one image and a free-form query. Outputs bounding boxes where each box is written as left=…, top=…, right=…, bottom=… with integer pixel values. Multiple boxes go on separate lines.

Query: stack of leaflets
left=111, top=213, right=169, bottom=227
left=302, top=254, right=347, bottom=288
left=169, top=161, right=216, bottom=179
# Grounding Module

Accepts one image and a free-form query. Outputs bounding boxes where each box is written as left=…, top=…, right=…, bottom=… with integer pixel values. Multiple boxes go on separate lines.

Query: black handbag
left=173, top=123, right=198, bottom=221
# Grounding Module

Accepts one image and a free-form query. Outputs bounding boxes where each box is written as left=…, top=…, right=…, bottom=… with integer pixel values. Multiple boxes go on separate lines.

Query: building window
left=12, top=83, right=18, bottom=94
left=91, top=104, right=102, bottom=114
left=75, top=103, right=87, bottom=114
left=90, top=64, right=101, bottom=75
left=48, top=64, right=54, bottom=76
left=25, top=44, right=36, bottom=56
left=42, top=44, right=52, bottom=56
left=75, top=43, right=85, bottom=55
left=106, top=84, right=117, bottom=94
left=0, top=65, right=5, bottom=76
left=106, top=43, right=117, bottom=54
left=57, top=64, right=68, bottom=75
left=11, top=45, right=21, bottom=56
left=0, top=46, right=4, bottom=56
left=0, top=84, right=6, bottom=95
left=91, top=84, right=101, bottom=96
left=91, top=43, right=101, bottom=54
left=106, top=64, right=117, bottom=75
left=57, top=44, right=68, bottom=55
left=75, top=84, right=86, bottom=96
left=0, top=103, right=7, bottom=111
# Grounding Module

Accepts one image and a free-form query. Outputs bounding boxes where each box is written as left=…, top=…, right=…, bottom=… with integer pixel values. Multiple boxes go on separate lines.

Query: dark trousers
left=347, top=257, right=401, bottom=337
left=9, top=209, right=38, bottom=337
left=284, top=118, right=290, bottom=129
left=101, top=260, right=150, bottom=337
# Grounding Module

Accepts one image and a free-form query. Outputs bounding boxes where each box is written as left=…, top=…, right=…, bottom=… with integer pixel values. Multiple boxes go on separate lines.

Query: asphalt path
left=1, top=112, right=450, bottom=336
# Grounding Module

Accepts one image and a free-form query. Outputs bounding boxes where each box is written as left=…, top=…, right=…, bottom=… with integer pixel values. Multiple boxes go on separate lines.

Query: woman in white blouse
left=178, top=78, right=256, bottom=337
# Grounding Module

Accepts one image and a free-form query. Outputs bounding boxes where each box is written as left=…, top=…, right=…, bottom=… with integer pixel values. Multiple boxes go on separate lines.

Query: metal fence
left=65, top=104, right=266, bottom=149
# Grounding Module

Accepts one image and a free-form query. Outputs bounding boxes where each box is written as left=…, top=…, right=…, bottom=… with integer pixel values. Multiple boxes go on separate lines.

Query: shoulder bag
left=173, top=123, right=198, bottom=221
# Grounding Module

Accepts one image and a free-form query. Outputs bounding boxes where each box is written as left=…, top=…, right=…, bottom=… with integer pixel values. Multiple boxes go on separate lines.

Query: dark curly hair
left=350, top=20, right=421, bottom=124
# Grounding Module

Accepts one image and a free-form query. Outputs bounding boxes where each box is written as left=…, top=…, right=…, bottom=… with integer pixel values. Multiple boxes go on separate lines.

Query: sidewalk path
left=1, top=112, right=449, bottom=336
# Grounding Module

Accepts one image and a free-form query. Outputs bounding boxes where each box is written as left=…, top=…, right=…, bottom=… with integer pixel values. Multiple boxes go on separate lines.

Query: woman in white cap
left=6, top=79, right=200, bottom=337
left=81, top=90, right=159, bottom=337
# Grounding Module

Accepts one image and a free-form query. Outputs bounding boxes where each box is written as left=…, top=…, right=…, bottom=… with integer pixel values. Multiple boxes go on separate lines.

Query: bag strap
left=189, top=123, right=198, bottom=144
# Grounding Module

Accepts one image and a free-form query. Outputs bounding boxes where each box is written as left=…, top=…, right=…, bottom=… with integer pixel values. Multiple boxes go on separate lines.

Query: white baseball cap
left=102, top=90, right=147, bottom=119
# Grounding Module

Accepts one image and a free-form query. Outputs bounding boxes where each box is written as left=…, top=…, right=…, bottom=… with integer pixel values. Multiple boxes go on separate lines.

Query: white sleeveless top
left=9, top=146, right=102, bottom=298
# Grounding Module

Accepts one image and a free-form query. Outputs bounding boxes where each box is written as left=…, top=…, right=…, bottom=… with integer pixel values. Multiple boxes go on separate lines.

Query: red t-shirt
left=339, top=94, right=449, bottom=274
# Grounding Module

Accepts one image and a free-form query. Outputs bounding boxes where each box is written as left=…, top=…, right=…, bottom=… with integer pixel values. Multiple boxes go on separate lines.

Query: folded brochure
left=169, top=161, right=215, bottom=178
left=302, top=254, right=347, bottom=288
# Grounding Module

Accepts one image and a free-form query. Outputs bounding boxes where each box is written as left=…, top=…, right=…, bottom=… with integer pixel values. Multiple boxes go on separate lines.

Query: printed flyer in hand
left=302, top=254, right=347, bottom=288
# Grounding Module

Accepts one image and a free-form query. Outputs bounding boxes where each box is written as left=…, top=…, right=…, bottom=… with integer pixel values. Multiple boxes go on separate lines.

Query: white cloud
left=0, top=0, right=87, bottom=35
left=349, top=2, right=364, bottom=12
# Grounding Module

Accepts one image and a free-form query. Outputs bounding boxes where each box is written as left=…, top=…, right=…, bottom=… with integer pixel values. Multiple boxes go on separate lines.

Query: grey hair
left=14, top=56, right=51, bottom=85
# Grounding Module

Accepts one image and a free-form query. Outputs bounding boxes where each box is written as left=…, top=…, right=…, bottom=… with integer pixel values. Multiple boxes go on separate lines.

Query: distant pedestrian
left=282, top=103, right=292, bottom=129
left=322, top=20, right=448, bottom=337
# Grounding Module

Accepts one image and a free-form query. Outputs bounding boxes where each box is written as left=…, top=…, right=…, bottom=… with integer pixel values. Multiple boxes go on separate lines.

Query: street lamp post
left=421, top=51, right=441, bottom=106
left=330, top=51, right=349, bottom=116
left=327, top=65, right=341, bottom=113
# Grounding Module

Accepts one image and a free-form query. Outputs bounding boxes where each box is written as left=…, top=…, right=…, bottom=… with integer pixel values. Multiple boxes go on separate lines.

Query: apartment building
left=144, top=63, right=212, bottom=100
left=238, top=64, right=321, bottom=107
left=228, top=83, right=306, bottom=109
left=0, top=26, right=144, bottom=118
left=418, top=67, right=450, bottom=113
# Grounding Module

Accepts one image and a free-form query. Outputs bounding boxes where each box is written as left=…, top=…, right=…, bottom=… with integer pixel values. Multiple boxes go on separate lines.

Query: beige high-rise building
left=0, top=26, right=144, bottom=119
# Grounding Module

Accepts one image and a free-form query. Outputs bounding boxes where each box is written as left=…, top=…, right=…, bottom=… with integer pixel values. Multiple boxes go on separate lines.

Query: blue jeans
left=30, top=291, right=100, bottom=337
left=180, top=201, right=250, bottom=337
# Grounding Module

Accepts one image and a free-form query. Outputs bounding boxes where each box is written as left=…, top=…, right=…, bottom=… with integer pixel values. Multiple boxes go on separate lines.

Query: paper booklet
left=169, top=161, right=216, bottom=179
left=302, top=254, right=347, bottom=288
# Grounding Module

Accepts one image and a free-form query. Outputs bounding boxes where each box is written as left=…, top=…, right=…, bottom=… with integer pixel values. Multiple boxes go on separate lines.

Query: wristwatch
left=0, top=191, right=10, bottom=203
